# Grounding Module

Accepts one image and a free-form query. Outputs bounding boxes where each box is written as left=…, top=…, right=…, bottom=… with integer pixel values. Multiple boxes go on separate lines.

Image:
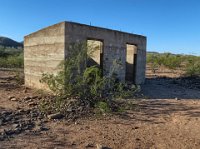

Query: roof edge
left=24, top=21, right=66, bottom=38
left=64, top=21, right=146, bottom=38
left=24, top=21, right=147, bottom=39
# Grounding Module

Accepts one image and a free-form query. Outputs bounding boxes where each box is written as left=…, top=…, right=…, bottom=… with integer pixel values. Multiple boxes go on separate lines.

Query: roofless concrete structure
left=24, top=21, right=147, bottom=89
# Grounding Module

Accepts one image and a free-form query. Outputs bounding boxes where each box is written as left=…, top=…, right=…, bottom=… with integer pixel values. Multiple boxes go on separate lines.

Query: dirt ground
left=0, top=67, right=200, bottom=149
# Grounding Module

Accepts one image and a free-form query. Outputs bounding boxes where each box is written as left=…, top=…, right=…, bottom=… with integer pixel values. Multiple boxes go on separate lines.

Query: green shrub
left=95, top=101, right=111, bottom=113
left=0, top=46, right=23, bottom=57
left=147, top=52, right=200, bottom=77
left=185, top=58, right=200, bottom=76
left=0, top=53, right=23, bottom=68
left=149, top=53, right=182, bottom=70
left=40, top=42, right=139, bottom=114
left=114, top=83, right=140, bottom=99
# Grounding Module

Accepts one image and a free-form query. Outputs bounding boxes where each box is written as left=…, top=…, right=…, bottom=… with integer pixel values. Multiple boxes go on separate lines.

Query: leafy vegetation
left=40, top=42, right=139, bottom=116
left=147, top=53, right=182, bottom=70
left=147, top=52, right=200, bottom=76
left=0, top=46, right=23, bottom=68
left=185, top=56, right=200, bottom=76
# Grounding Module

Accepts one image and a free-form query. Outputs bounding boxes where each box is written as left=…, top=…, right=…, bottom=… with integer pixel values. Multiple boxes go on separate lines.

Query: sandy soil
left=0, top=68, right=200, bottom=149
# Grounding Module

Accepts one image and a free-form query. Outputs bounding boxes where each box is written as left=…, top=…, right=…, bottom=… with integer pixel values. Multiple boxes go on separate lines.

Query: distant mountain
left=0, top=36, right=23, bottom=48
left=147, top=51, right=160, bottom=55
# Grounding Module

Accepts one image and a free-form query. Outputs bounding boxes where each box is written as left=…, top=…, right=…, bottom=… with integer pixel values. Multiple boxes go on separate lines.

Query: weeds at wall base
left=39, top=42, right=140, bottom=119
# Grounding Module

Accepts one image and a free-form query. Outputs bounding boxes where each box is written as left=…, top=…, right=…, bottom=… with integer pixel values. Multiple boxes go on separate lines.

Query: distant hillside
left=0, top=36, right=23, bottom=48
left=147, top=51, right=160, bottom=54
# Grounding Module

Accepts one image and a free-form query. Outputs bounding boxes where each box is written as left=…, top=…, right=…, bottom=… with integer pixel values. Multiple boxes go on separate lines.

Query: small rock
left=18, top=109, right=24, bottom=113
left=0, top=135, right=4, bottom=141
left=2, top=111, right=12, bottom=116
left=136, top=138, right=140, bottom=141
left=85, top=126, right=90, bottom=129
left=4, top=116, right=13, bottom=122
left=47, top=113, right=64, bottom=120
left=28, top=102, right=37, bottom=106
left=12, top=124, right=19, bottom=128
left=16, top=107, right=21, bottom=110
left=96, top=144, right=103, bottom=149
left=132, top=126, right=139, bottom=130
left=40, top=126, right=49, bottom=131
left=24, top=96, right=32, bottom=101
left=5, top=129, right=16, bottom=136
left=30, top=112, right=38, bottom=118
left=85, top=143, right=94, bottom=148
left=25, top=109, right=31, bottom=114
left=9, top=96, right=18, bottom=101
left=31, top=96, right=38, bottom=99
left=8, top=96, right=15, bottom=100
left=13, top=127, right=22, bottom=134
left=67, top=107, right=73, bottom=112
left=0, top=119, right=3, bottom=126
left=78, top=106, right=84, bottom=112
left=23, top=121, right=35, bottom=130
left=71, top=142, right=76, bottom=146
left=23, top=89, right=27, bottom=93
left=10, top=98, right=18, bottom=101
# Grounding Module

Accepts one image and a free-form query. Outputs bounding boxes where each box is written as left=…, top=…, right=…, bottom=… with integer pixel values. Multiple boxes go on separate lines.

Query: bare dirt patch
left=0, top=68, right=200, bottom=149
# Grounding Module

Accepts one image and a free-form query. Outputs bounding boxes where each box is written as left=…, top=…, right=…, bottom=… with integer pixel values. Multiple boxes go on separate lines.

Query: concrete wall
left=24, top=22, right=65, bottom=89
left=65, top=22, right=146, bottom=84
left=24, top=21, right=146, bottom=90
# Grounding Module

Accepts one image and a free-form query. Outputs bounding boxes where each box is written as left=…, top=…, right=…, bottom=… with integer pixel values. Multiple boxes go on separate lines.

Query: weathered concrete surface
left=65, top=22, right=146, bottom=83
left=24, top=22, right=65, bottom=89
left=24, top=21, right=146, bottom=90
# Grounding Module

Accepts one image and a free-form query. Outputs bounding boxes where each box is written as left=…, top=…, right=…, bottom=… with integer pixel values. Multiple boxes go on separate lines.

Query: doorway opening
left=125, top=44, right=137, bottom=83
left=87, top=39, right=103, bottom=71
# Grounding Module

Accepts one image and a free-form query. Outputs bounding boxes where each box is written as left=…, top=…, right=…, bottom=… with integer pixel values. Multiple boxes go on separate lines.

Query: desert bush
left=185, top=57, right=200, bottom=76
left=147, top=53, right=185, bottom=72
left=40, top=42, right=88, bottom=97
left=147, top=52, right=200, bottom=77
left=0, top=53, right=23, bottom=68
left=147, top=53, right=159, bottom=73
left=40, top=42, right=139, bottom=115
left=0, top=46, right=23, bottom=57
left=95, top=101, right=111, bottom=113
left=0, top=46, right=23, bottom=68
left=14, top=70, right=24, bottom=85
left=161, top=54, right=182, bottom=69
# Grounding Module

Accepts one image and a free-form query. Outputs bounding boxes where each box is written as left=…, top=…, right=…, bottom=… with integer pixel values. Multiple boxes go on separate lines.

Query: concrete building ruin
left=24, top=21, right=147, bottom=89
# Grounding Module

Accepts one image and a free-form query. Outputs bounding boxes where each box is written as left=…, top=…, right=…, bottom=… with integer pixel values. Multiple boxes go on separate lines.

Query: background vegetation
left=0, top=46, right=23, bottom=68
left=147, top=52, right=200, bottom=76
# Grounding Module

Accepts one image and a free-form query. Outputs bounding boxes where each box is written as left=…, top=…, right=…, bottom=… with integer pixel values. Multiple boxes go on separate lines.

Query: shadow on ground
left=141, top=76, right=200, bottom=99
left=115, top=99, right=200, bottom=125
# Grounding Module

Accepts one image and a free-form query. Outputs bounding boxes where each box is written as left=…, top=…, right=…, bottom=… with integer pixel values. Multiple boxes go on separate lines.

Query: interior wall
left=87, top=40, right=103, bottom=67
left=126, top=44, right=137, bottom=82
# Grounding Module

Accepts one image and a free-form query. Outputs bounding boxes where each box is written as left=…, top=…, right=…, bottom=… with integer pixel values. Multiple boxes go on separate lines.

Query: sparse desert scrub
left=147, top=53, right=182, bottom=71
left=185, top=56, right=200, bottom=76
left=0, top=46, right=23, bottom=68
left=0, top=54, right=23, bottom=68
left=39, top=42, right=139, bottom=117
left=147, top=52, right=200, bottom=77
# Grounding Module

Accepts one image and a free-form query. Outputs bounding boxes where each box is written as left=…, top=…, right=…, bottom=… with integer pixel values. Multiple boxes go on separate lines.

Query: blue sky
left=0, top=0, right=200, bottom=55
